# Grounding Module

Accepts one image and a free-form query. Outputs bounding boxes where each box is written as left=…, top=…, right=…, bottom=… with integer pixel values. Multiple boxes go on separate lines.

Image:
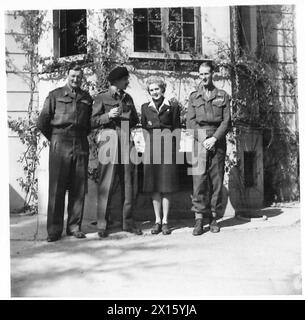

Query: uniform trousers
left=96, top=127, right=135, bottom=230
left=47, top=134, right=89, bottom=236
left=191, top=131, right=226, bottom=218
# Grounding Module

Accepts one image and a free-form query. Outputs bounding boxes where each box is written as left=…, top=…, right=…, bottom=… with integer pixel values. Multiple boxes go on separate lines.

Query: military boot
left=209, top=217, right=220, bottom=233
left=192, top=218, right=204, bottom=236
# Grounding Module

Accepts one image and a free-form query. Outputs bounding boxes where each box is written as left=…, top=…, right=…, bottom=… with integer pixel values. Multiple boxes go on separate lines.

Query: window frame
left=53, top=9, right=88, bottom=59
left=131, top=7, right=202, bottom=60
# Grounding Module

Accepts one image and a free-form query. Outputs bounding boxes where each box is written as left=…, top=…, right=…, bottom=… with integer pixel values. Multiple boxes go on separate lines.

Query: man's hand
left=203, top=137, right=217, bottom=150
left=108, top=107, right=120, bottom=119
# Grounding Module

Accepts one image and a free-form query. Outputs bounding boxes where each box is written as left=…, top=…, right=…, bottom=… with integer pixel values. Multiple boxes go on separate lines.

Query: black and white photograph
left=0, top=0, right=303, bottom=300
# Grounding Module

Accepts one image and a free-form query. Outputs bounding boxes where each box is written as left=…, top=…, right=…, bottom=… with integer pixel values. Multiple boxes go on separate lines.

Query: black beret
left=107, top=66, right=129, bottom=84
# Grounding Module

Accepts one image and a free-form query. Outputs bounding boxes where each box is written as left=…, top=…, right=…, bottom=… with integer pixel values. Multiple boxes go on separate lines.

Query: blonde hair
left=146, top=76, right=167, bottom=94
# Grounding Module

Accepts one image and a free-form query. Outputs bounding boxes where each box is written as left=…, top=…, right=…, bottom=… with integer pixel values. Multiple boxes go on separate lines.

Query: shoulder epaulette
left=49, top=87, right=63, bottom=94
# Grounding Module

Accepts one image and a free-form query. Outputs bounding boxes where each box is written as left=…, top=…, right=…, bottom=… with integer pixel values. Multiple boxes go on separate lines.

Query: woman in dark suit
left=141, top=77, right=181, bottom=235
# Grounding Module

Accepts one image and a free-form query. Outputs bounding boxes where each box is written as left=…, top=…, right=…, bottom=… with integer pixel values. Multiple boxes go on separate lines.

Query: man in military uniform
left=91, top=66, right=142, bottom=238
left=37, top=62, right=93, bottom=242
left=186, top=61, right=231, bottom=236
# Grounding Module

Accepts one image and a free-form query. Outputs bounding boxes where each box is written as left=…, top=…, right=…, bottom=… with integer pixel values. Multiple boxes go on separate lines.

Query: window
left=244, top=151, right=256, bottom=187
left=53, top=10, right=87, bottom=58
left=134, top=8, right=162, bottom=52
left=168, top=7, right=195, bottom=52
left=133, top=7, right=201, bottom=54
left=235, top=6, right=257, bottom=55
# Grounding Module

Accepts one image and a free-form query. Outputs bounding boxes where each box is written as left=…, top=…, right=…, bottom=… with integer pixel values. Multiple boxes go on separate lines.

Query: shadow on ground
left=218, top=208, right=283, bottom=229
left=10, top=206, right=299, bottom=297
left=10, top=207, right=285, bottom=241
left=11, top=234, right=177, bottom=297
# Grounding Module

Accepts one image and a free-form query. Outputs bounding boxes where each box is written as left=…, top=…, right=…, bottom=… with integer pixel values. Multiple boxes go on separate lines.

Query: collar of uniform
left=206, top=87, right=217, bottom=101
left=148, top=97, right=170, bottom=113
left=64, top=85, right=87, bottom=102
left=109, top=86, right=125, bottom=100
left=63, top=84, right=80, bottom=97
left=63, top=85, right=72, bottom=96
left=195, top=87, right=204, bottom=99
left=195, top=86, right=217, bottom=101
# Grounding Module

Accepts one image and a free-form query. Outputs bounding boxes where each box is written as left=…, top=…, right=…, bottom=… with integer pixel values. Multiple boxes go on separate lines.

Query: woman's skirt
left=142, top=129, right=180, bottom=193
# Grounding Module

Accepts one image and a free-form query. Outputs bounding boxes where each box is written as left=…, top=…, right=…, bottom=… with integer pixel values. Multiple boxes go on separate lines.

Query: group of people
left=37, top=60, right=231, bottom=242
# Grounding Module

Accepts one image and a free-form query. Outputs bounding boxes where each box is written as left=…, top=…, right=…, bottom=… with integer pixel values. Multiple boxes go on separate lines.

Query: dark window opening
left=244, top=151, right=256, bottom=188
left=133, top=8, right=162, bottom=52
left=236, top=6, right=253, bottom=55
left=54, top=9, right=87, bottom=58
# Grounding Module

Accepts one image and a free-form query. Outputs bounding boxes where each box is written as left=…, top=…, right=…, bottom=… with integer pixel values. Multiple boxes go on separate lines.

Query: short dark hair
left=199, top=61, right=214, bottom=72
left=68, top=62, right=83, bottom=74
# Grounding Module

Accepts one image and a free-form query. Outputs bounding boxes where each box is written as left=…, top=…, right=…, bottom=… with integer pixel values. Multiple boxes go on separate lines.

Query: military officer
left=91, top=66, right=142, bottom=238
left=37, top=62, right=93, bottom=242
left=186, top=61, right=231, bottom=236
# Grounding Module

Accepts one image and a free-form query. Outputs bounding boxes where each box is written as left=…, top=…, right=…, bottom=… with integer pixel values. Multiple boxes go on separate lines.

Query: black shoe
left=209, top=218, right=220, bottom=233
left=98, top=229, right=108, bottom=238
left=192, top=218, right=204, bottom=236
left=151, top=223, right=162, bottom=234
left=123, top=226, right=143, bottom=235
left=162, top=224, right=171, bottom=235
left=47, top=234, right=61, bottom=242
left=67, top=230, right=86, bottom=239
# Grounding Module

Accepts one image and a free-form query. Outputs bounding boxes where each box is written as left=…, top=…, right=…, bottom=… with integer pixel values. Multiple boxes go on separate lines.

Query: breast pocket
left=123, top=101, right=133, bottom=113
left=194, top=103, right=207, bottom=122
left=212, top=98, right=225, bottom=121
left=78, top=99, right=91, bottom=117
left=121, top=101, right=134, bottom=120
left=55, top=97, right=73, bottom=113
left=79, top=99, right=91, bottom=107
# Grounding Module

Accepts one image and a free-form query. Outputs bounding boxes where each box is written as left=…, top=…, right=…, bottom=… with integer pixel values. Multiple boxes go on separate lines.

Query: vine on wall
left=7, top=11, right=50, bottom=214
left=7, top=9, right=134, bottom=214
left=7, top=7, right=299, bottom=216
left=217, top=6, right=299, bottom=203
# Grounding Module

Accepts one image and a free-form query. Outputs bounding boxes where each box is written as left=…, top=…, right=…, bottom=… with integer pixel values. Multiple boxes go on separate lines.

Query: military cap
left=107, top=66, right=129, bottom=84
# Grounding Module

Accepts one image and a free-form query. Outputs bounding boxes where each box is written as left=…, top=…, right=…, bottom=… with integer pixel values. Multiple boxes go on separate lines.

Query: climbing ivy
left=7, top=11, right=50, bottom=214
left=6, top=6, right=299, bottom=217
left=6, top=9, right=133, bottom=213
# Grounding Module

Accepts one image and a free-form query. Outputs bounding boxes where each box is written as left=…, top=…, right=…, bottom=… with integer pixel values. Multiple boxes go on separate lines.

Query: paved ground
left=10, top=205, right=302, bottom=297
